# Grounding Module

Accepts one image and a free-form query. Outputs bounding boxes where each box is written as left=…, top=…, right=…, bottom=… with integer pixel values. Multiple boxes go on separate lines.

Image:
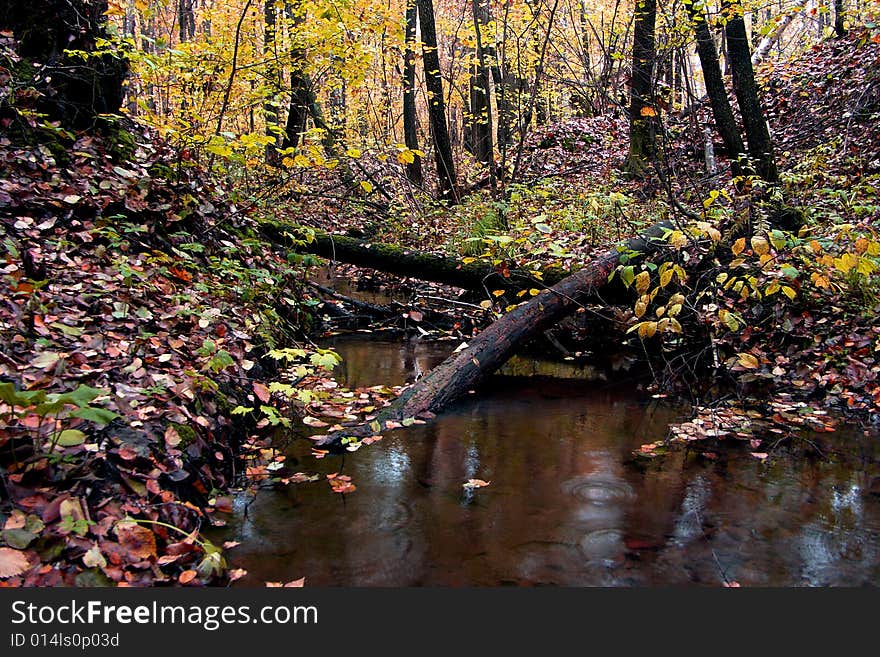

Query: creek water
left=218, top=337, right=880, bottom=586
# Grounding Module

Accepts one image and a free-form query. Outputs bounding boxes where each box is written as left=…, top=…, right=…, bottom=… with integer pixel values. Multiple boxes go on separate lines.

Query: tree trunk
left=686, top=2, right=746, bottom=178
left=403, top=0, right=424, bottom=186
left=313, top=220, right=673, bottom=450
left=624, top=0, right=658, bottom=177
left=835, top=0, right=846, bottom=37
left=1, top=0, right=127, bottom=129
left=259, top=221, right=571, bottom=293
left=178, top=0, right=196, bottom=42
left=724, top=0, right=778, bottom=183
left=264, top=0, right=281, bottom=162
left=469, top=0, right=496, bottom=183
left=417, top=0, right=459, bottom=203
left=278, top=1, right=336, bottom=154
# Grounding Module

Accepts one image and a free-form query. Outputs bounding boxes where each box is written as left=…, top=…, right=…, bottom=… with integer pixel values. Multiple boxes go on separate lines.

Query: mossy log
left=312, top=220, right=673, bottom=451
left=260, top=220, right=570, bottom=294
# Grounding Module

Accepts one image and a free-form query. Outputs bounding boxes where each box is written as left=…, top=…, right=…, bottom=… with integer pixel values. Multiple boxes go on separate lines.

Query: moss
left=213, top=389, right=235, bottom=417
left=170, top=423, right=197, bottom=449
left=148, top=162, right=175, bottom=181
left=98, top=117, right=136, bottom=162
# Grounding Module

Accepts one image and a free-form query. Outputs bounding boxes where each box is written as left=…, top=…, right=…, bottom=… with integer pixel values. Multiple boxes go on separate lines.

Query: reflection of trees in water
left=640, top=451, right=880, bottom=586
left=219, top=358, right=880, bottom=585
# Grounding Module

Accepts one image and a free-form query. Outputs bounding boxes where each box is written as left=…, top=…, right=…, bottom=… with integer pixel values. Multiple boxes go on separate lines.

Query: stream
left=217, top=337, right=880, bottom=586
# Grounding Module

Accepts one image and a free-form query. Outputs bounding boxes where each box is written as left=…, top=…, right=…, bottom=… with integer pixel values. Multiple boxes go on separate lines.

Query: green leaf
left=31, top=352, right=61, bottom=370
left=0, top=382, right=23, bottom=406
left=1, top=529, right=37, bottom=550
left=71, top=407, right=120, bottom=426
left=56, top=429, right=87, bottom=446
left=34, top=399, right=67, bottom=416
left=64, top=385, right=104, bottom=408
left=310, top=351, right=341, bottom=370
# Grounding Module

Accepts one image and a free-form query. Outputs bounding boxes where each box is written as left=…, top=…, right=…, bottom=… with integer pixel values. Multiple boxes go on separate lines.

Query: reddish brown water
left=217, top=339, right=880, bottom=586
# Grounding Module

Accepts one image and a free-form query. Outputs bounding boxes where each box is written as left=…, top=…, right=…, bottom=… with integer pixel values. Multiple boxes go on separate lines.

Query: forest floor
left=1, top=31, right=879, bottom=586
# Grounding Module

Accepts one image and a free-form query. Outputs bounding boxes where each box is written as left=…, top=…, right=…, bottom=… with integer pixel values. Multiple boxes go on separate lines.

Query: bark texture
left=687, top=3, right=746, bottom=178
left=417, top=0, right=459, bottom=203
left=725, top=1, right=778, bottom=183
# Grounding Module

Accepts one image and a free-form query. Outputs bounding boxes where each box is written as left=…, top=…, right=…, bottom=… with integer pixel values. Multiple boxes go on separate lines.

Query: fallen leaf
left=115, top=522, right=157, bottom=560
left=0, top=548, right=30, bottom=578
left=178, top=569, right=198, bottom=584
left=253, top=382, right=271, bottom=403
left=82, top=545, right=106, bottom=568
left=463, top=479, right=491, bottom=489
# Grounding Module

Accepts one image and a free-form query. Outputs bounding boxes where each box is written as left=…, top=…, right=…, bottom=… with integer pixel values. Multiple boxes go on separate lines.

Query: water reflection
left=217, top=341, right=880, bottom=586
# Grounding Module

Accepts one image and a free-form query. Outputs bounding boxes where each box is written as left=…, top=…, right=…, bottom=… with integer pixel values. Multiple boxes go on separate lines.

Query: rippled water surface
left=218, top=339, right=880, bottom=586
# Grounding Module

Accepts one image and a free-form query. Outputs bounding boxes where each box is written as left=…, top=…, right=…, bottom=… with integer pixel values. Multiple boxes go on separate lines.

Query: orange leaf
left=640, top=106, right=658, bottom=117
left=179, top=570, right=198, bottom=584
left=253, top=382, right=271, bottom=403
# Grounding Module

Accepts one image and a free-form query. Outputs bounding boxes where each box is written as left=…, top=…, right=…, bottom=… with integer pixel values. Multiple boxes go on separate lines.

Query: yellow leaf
left=732, top=238, right=746, bottom=256
left=638, top=321, right=657, bottom=339
left=811, top=272, right=830, bottom=288
left=492, top=290, right=505, bottom=297
left=397, top=150, right=415, bottom=165
left=659, top=269, right=673, bottom=288
left=479, top=300, right=492, bottom=309
left=346, top=148, right=362, bottom=158
left=634, top=271, right=651, bottom=295
left=857, top=257, right=877, bottom=276
left=529, top=288, right=541, bottom=296
left=781, top=286, right=796, bottom=300
left=737, top=353, right=759, bottom=369
left=359, top=181, right=374, bottom=193
left=751, top=236, right=769, bottom=255
left=634, top=299, right=647, bottom=318
left=668, top=231, right=688, bottom=248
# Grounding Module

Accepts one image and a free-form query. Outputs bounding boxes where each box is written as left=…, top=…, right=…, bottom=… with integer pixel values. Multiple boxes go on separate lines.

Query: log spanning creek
left=217, top=337, right=880, bottom=586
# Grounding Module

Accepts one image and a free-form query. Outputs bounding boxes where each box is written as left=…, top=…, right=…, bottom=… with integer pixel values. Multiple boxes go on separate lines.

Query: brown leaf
left=115, top=522, right=157, bottom=561
left=253, top=382, right=271, bottom=403
left=164, top=426, right=181, bottom=448
left=0, top=548, right=30, bottom=578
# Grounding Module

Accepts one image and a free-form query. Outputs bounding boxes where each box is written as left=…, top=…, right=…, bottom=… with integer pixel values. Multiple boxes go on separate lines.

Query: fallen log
left=313, top=220, right=673, bottom=451
left=259, top=219, right=569, bottom=294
